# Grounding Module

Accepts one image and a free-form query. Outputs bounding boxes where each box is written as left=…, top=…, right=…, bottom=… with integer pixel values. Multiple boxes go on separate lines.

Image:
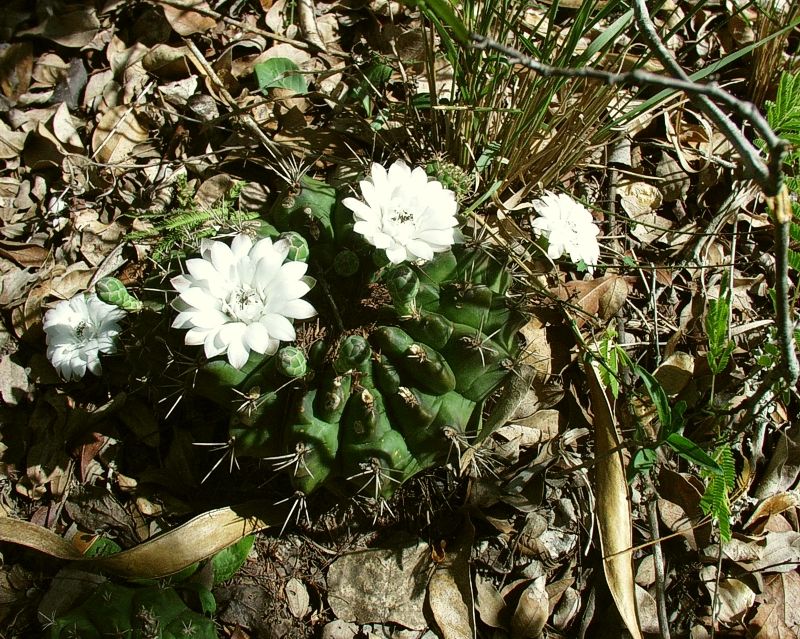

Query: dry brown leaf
left=162, top=0, right=217, bottom=35
left=473, top=574, right=507, bottom=630
left=511, top=576, right=548, bottom=639
left=0, top=240, right=48, bottom=268
left=699, top=565, right=756, bottom=625
left=584, top=360, right=642, bottom=639
left=0, top=501, right=286, bottom=579
left=750, top=532, right=800, bottom=574
left=91, top=105, right=150, bottom=167
left=553, top=275, right=629, bottom=327
left=0, top=42, right=33, bottom=100
left=326, top=540, right=429, bottom=630
left=0, top=120, right=27, bottom=160
left=653, top=351, right=694, bottom=395
left=754, top=425, right=800, bottom=499
left=746, top=492, right=800, bottom=530
left=618, top=181, right=663, bottom=218
left=428, top=519, right=475, bottom=639
left=285, top=577, right=310, bottom=619
left=19, top=7, right=100, bottom=48
left=0, top=354, right=29, bottom=405
left=749, top=572, right=800, bottom=638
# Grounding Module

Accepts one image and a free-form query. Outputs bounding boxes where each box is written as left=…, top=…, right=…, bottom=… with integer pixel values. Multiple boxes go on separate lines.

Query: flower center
left=390, top=208, right=415, bottom=224
left=74, top=320, right=88, bottom=339
left=224, top=284, right=265, bottom=323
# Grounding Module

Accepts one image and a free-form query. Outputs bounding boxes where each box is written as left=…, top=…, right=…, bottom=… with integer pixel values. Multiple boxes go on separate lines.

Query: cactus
left=191, top=172, right=526, bottom=503
left=47, top=582, right=217, bottom=639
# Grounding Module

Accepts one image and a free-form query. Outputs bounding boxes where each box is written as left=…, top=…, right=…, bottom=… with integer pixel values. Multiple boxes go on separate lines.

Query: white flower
left=342, top=160, right=459, bottom=264
left=43, top=293, right=126, bottom=381
left=171, top=234, right=317, bottom=369
left=530, top=192, right=601, bottom=273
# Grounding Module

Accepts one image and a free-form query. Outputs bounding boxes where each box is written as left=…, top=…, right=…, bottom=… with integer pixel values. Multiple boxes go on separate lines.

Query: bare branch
left=469, top=32, right=787, bottom=196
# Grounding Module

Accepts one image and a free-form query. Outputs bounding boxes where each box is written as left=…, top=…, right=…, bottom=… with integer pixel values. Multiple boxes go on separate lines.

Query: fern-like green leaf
left=700, top=445, right=736, bottom=542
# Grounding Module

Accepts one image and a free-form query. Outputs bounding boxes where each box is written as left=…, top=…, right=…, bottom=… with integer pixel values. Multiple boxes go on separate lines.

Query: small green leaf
left=630, top=447, right=657, bottom=477
left=254, top=58, right=307, bottom=94
left=212, top=535, right=255, bottom=584
left=666, top=433, right=722, bottom=474
left=633, top=365, right=672, bottom=436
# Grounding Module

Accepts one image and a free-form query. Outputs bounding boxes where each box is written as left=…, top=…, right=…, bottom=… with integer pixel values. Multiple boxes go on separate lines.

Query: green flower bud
left=95, top=277, right=142, bottom=311
left=333, top=249, right=359, bottom=277
left=276, top=346, right=307, bottom=378
left=279, top=231, right=310, bottom=262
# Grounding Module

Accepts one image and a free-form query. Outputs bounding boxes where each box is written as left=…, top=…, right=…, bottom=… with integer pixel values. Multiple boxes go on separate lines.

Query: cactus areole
left=191, top=168, right=527, bottom=503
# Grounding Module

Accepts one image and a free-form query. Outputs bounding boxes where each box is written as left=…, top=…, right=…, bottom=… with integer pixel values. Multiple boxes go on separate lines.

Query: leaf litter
left=0, top=0, right=798, bottom=637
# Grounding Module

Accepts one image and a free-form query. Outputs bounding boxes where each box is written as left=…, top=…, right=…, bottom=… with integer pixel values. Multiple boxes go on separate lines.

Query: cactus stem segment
left=264, top=442, right=315, bottom=477
left=347, top=457, right=403, bottom=502
left=460, top=327, right=501, bottom=367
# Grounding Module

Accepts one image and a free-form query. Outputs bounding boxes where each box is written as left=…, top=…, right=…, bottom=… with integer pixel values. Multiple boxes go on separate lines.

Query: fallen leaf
left=653, top=352, right=694, bottom=395
left=327, top=539, right=429, bottom=629
left=700, top=565, right=756, bottom=625
left=162, top=0, right=217, bottom=35
left=754, top=424, right=800, bottom=499
left=0, top=42, right=33, bottom=100
left=748, top=571, right=800, bottom=638
left=428, top=519, right=475, bottom=639
left=20, top=7, right=100, bottom=48
left=91, top=105, right=150, bottom=167
left=746, top=492, right=800, bottom=530
left=584, top=359, right=642, bottom=639
left=553, top=275, right=629, bottom=327
left=285, top=577, right=310, bottom=619
left=618, top=180, right=663, bottom=218
left=0, top=354, right=29, bottom=405
left=511, top=576, right=548, bottom=638
left=474, top=574, right=507, bottom=630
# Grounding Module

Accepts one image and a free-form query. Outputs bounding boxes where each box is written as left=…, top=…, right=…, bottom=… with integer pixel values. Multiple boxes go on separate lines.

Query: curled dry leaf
left=617, top=180, right=663, bottom=218
left=653, top=351, right=694, bottom=395
left=428, top=520, right=475, bottom=639
left=584, top=360, right=642, bottom=639
left=91, top=105, right=150, bottom=167
left=0, top=501, right=287, bottom=579
left=511, top=576, right=548, bottom=639
left=745, top=492, right=800, bottom=530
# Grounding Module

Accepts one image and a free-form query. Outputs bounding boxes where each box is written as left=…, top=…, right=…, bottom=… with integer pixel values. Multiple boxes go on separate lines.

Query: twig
left=645, top=475, right=671, bottom=639
left=182, top=39, right=287, bottom=165
left=628, top=0, right=784, bottom=196
left=769, top=186, right=800, bottom=389
left=469, top=34, right=787, bottom=196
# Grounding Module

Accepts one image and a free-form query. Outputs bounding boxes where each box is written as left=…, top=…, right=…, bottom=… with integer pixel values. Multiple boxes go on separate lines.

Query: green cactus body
left=190, top=173, right=523, bottom=502
left=49, top=583, right=216, bottom=639
left=271, top=175, right=337, bottom=243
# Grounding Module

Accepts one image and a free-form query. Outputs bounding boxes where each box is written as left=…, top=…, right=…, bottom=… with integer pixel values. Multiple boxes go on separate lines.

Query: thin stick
left=645, top=476, right=671, bottom=639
